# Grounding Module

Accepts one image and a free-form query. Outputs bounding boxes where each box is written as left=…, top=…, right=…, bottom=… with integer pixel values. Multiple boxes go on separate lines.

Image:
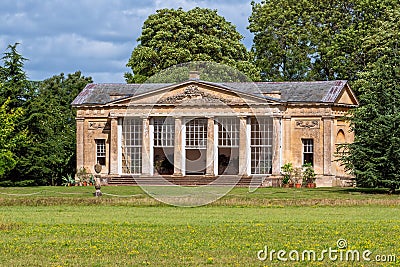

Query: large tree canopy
left=126, top=7, right=260, bottom=83
left=16, top=72, right=92, bottom=185
left=0, top=96, right=26, bottom=180
left=248, top=0, right=399, bottom=82
left=339, top=6, right=400, bottom=191
left=1, top=44, right=92, bottom=185
left=0, top=43, right=31, bottom=108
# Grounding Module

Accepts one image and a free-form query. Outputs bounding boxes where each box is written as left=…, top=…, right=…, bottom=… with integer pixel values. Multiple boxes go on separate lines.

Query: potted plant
left=302, top=163, right=316, bottom=188
left=76, top=167, right=90, bottom=186
left=62, top=174, right=75, bottom=186
left=281, top=163, right=293, bottom=188
left=89, top=175, right=95, bottom=186
left=293, top=167, right=302, bottom=188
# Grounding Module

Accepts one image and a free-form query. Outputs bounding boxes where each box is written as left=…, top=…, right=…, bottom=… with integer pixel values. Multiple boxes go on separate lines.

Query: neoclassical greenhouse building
left=72, top=72, right=358, bottom=187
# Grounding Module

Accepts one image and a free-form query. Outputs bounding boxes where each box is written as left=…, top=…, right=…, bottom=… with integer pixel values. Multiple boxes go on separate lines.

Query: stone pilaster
left=272, top=116, right=282, bottom=176
left=76, top=117, right=85, bottom=170
left=206, top=117, right=215, bottom=176
left=141, top=117, right=151, bottom=175
left=109, top=116, right=118, bottom=175
left=322, top=116, right=334, bottom=176
left=173, top=117, right=183, bottom=176
left=238, top=116, right=250, bottom=176
left=282, top=115, right=291, bottom=165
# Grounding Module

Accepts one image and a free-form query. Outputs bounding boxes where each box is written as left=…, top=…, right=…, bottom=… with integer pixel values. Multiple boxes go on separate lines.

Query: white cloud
left=1, top=0, right=255, bottom=82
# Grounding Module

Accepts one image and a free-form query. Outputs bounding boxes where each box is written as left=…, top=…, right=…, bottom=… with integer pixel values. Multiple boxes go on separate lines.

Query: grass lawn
left=0, top=186, right=399, bottom=266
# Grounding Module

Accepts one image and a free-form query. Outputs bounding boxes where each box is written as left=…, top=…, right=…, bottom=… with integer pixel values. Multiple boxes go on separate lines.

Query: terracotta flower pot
left=307, top=183, right=316, bottom=188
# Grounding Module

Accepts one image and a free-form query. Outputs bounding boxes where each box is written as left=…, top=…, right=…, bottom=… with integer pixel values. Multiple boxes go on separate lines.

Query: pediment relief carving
left=156, top=85, right=232, bottom=104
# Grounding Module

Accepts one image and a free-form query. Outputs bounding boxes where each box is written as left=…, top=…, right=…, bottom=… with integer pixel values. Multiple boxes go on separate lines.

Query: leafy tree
left=0, top=43, right=31, bottom=185
left=339, top=7, right=400, bottom=191
left=248, top=0, right=314, bottom=81
left=248, top=0, right=399, bottom=82
left=0, top=43, right=31, bottom=108
left=0, top=95, right=27, bottom=182
left=16, top=72, right=92, bottom=185
left=126, top=7, right=260, bottom=83
left=145, top=61, right=253, bottom=84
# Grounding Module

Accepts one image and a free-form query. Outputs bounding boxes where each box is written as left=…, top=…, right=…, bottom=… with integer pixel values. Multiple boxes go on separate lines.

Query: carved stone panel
left=88, top=121, right=110, bottom=130
left=295, top=120, right=320, bottom=129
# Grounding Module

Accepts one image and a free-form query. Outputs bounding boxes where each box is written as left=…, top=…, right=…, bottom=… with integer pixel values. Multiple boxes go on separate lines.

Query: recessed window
left=122, top=118, right=142, bottom=174
left=302, top=139, right=314, bottom=166
left=251, top=117, right=273, bottom=174
left=95, top=139, right=106, bottom=166
left=186, top=118, right=207, bottom=149
left=154, top=117, right=174, bottom=147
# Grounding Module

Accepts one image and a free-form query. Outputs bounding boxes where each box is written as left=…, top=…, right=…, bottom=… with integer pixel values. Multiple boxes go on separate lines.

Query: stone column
left=206, top=117, right=215, bottom=177
left=272, top=116, right=282, bottom=176
left=238, top=116, right=250, bottom=176
left=141, top=117, right=151, bottom=175
left=173, top=117, right=183, bottom=176
left=282, top=115, right=291, bottom=165
left=76, top=117, right=85, bottom=170
left=117, top=118, right=122, bottom=175
left=109, top=116, right=118, bottom=175
left=322, top=116, right=334, bottom=176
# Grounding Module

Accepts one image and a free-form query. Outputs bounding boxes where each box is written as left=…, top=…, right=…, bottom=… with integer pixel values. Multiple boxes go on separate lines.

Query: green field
left=0, top=186, right=399, bottom=266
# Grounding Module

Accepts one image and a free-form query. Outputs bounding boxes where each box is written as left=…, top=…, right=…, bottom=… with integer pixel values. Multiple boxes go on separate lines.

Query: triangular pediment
left=335, top=84, right=359, bottom=106
left=106, top=81, right=279, bottom=107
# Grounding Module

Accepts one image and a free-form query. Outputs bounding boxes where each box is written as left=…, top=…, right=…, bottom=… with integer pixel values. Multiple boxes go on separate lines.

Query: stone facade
left=72, top=78, right=358, bottom=187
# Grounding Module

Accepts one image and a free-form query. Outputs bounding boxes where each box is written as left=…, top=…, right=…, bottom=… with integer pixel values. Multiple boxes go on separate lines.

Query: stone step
left=107, top=175, right=265, bottom=187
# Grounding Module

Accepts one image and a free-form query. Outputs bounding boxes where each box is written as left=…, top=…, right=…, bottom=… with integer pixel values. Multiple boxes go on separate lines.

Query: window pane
left=95, top=139, right=106, bottom=166
left=153, top=117, right=175, bottom=147
left=185, top=118, right=207, bottom=149
left=218, top=117, right=239, bottom=147
left=302, top=139, right=314, bottom=166
left=250, top=117, right=273, bottom=174
left=122, top=117, right=142, bottom=174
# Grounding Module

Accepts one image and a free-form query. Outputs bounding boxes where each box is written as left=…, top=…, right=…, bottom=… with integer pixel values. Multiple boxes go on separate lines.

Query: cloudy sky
left=1, top=0, right=255, bottom=83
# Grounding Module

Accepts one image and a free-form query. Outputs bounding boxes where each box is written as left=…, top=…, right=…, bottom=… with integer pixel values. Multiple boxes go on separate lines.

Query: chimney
left=189, top=71, right=200, bottom=80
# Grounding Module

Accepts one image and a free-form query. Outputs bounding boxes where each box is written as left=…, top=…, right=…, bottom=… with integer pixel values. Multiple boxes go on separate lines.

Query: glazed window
left=250, top=117, right=273, bottom=174
left=95, top=139, right=106, bottom=166
left=153, top=117, right=175, bottom=147
left=302, top=139, right=314, bottom=166
left=218, top=117, right=239, bottom=147
left=186, top=118, right=207, bottom=149
left=121, top=118, right=142, bottom=174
